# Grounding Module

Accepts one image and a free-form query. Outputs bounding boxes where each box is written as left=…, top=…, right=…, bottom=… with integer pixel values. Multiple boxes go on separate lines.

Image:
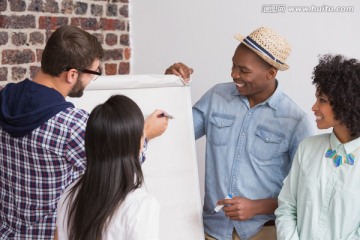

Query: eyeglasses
left=64, top=67, right=102, bottom=81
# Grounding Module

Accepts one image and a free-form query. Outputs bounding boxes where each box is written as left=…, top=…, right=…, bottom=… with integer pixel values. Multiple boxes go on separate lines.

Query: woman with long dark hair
left=55, top=95, right=159, bottom=240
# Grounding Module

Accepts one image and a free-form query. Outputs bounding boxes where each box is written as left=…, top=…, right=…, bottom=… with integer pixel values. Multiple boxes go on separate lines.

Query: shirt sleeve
left=139, top=138, right=148, bottom=164
left=275, top=143, right=302, bottom=240
left=126, top=194, right=160, bottom=240
left=66, top=110, right=88, bottom=179
left=192, top=87, right=215, bottom=140
left=192, top=107, right=206, bottom=140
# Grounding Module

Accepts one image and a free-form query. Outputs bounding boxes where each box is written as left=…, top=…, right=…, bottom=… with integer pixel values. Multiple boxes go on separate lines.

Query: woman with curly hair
left=275, top=54, right=360, bottom=240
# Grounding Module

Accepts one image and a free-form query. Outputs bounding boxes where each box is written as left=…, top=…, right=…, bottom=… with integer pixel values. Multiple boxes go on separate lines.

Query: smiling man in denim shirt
left=188, top=27, right=315, bottom=240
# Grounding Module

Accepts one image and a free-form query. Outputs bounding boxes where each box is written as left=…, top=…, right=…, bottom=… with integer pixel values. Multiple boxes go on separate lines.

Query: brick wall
left=0, top=0, right=130, bottom=87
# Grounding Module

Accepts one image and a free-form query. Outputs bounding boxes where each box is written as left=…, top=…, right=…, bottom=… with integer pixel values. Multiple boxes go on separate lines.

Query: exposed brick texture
left=105, top=33, right=118, bottom=46
left=0, top=68, right=8, bottom=82
left=120, top=34, right=129, bottom=46
left=99, top=18, right=125, bottom=31
left=44, top=0, right=60, bottom=13
left=30, top=66, right=41, bottom=79
left=0, top=15, right=36, bottom=29
left=71, top=17, right=99, bottom=30
left=11, top=32, right=27, bottom=46
left=61, top=0, right=73, bottom=14
left=29, top=32, right=44, bottom=45
left=2, top=49, right=35, bottom=65
left=91, top=4, right=103, bottom=16
left=74, top=2, right=88, bottom=15
left=9, top=0, right=27, bottom=12
left=39, top=16, right=69, bottom=30
left=119, top=5, right=128, bottom=17
left=28, top=0, right=44, bottom=12
left=36, top=49, right=43, bottom=62
left=105, top=63, right=117, bottom=75
left=11, top=66, right=27, bottom=82
left=0, top=1, right=7, bottom=12
left=107, top=4, right=117, bottom=16
left=0, top=0, right=130, bottom=86
left=124, top=47, right=131, bottom=60
left=118, top=62, right=129, bottom=74
left=0, top=32, right=8, bottom=45
left=104, top=49, right=123, bottom=61
left=92, top=33, right=104, bottom=44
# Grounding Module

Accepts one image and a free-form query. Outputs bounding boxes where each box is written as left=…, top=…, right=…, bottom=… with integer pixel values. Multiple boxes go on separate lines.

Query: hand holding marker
left=157, top=112, right=174, bottom=119
left=212, top=194, right=233, bottom=215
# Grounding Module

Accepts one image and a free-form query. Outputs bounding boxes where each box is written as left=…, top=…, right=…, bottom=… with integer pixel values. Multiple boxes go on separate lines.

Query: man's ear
left=65, top=69, right=78, bottom=84
left=266, top=67, right=278, bottom=80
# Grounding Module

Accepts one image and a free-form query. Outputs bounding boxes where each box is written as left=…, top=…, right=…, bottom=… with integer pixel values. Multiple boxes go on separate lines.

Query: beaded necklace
left=325, top=146, right=360, bottom=167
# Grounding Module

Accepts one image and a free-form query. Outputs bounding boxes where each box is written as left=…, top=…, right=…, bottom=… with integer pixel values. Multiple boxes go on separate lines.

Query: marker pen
left=157, top=112, right=174, bottom=119
left=211, top=194, right=233, bottom=215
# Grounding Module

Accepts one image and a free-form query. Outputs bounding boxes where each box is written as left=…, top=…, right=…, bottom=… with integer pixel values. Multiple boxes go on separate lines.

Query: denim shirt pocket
left=252, top=126, right=284, bottom=163
left=208, top=113, right=235, bottom=146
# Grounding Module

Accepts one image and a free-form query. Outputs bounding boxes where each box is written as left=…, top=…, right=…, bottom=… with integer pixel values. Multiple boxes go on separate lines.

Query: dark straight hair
left=66, top=95, right=144, bottom=240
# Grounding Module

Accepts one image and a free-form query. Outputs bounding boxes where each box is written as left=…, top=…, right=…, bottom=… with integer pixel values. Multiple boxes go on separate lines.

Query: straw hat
left=234, top=27, right=291, bottom=71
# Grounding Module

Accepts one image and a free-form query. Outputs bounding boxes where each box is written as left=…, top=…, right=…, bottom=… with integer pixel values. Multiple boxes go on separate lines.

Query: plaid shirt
left=0, top=107, right=88, bottom=239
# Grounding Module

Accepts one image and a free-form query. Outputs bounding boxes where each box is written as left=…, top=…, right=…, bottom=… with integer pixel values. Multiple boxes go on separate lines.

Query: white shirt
left=275, top=132, right=360, bottom=240
left=56, top=181, right=160, bottom=240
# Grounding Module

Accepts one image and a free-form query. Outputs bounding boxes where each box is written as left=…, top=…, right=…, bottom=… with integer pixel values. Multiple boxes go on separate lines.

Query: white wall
left=130, top=0, right=360, bottom=199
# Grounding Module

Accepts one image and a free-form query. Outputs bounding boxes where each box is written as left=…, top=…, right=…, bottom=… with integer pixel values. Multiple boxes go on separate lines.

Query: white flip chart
left=67, top=74, right=204, bottom=240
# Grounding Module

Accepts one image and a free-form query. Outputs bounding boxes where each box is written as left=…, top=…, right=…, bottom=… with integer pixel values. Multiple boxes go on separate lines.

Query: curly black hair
left=312, top=54, right=360, bottom=138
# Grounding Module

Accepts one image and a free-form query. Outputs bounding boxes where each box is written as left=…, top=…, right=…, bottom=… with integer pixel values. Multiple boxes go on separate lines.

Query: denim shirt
left=193, top=81, right=315, bottom=240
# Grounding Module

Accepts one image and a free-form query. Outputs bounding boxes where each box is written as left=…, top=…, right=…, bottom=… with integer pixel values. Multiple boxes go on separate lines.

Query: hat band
left=243, top=36, right=285, bottom=65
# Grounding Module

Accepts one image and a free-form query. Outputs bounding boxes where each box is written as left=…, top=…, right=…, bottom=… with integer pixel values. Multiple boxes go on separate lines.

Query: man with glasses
left=64, top=66, right=102, bottom=81
left=0, top=25, right=190, bottom=239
